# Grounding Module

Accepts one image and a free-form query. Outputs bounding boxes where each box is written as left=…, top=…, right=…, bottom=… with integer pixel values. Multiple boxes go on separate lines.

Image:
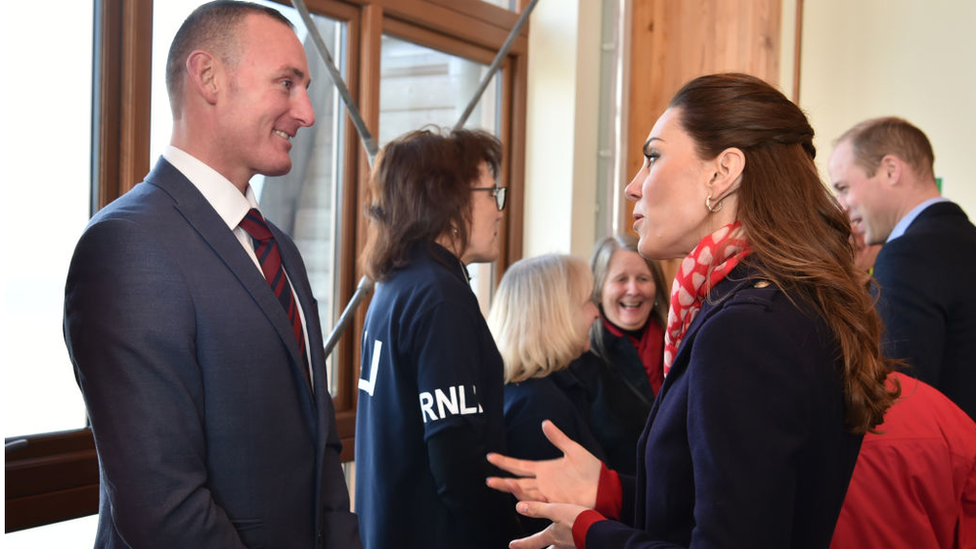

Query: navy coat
left=585, top=268, right=862, bottom=549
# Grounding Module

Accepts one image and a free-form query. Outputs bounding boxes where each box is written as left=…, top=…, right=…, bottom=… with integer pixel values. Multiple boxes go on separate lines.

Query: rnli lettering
left=419, top=385, right=483, bottom=423
left=359, top=338, right=383, bottom=397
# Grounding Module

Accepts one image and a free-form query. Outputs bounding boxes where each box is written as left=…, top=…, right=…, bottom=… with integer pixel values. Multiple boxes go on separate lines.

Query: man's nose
left=294, top=88, right=316, bottom=127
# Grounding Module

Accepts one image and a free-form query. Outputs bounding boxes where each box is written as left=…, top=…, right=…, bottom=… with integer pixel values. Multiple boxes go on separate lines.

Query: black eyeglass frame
left=471, top=185, right=508, bottom=211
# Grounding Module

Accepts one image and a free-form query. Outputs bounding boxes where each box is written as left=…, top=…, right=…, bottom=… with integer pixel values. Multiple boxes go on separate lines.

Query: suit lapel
left=146, top=159, right=317, bottom=417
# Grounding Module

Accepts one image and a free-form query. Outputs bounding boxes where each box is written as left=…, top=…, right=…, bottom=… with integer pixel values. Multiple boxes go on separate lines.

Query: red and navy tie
left=239, top=208, right=311, bottom=392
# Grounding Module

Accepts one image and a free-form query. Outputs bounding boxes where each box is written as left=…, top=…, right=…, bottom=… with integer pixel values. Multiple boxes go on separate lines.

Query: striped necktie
left=239, top=208, right=311, bottom=392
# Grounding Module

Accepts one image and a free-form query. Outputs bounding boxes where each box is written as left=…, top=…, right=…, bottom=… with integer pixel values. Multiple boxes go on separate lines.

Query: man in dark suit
left=63, top=2, right=361, bottom=547
left=829, top=116, right=976, bottom=419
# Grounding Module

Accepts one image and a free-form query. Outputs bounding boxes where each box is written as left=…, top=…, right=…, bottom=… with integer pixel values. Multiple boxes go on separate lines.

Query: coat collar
left=653, top=265, right=776, bottom=398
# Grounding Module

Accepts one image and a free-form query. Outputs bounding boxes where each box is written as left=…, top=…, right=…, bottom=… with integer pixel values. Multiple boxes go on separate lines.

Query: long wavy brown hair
left=361, top=127, right=502, bottom=281
left=669, top=73, right=898, bottom=433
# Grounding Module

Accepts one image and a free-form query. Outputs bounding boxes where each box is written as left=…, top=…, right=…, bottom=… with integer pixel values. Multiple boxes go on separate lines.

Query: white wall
left=523, top=0, right=976, bottom=258
left=522, top=0, right=603, bottom=258
left=799, top=0, right=976, bottom=214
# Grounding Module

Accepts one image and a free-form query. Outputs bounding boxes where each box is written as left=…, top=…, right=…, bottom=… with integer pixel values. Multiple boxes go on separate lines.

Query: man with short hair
left=64, top=2, right=361, bottom=547
left=829, top=116, right=976, bottom=419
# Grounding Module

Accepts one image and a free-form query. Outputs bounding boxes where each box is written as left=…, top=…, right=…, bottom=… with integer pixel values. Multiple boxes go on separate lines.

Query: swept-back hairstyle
left=488, top=254, right=593, bottom=384
left=589, top=234, right=669, bottom=358
left=668, top=73, right=897, bottom=433
left=362, top=127, right=502, bottom=281
left=166, top=0, right=294, bottom=117
left=835, top=116, right=935, bottom=180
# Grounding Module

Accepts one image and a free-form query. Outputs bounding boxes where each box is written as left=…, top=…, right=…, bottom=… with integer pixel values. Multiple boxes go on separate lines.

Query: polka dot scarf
left=663, top=222, right=751, bottom=375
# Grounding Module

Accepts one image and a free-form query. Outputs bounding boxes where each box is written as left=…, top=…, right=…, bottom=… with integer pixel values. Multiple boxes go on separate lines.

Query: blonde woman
left=488, top=254, right=606, bottom=462
left=488, top=254, right=606, bottom=533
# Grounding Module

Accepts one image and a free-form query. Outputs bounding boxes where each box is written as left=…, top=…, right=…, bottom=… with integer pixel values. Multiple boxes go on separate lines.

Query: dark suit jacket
left=586, top=268, right=862, bottom=549
left=873, top=201, right=976, bottom=419
left=64, top=158, right=361, bottom=549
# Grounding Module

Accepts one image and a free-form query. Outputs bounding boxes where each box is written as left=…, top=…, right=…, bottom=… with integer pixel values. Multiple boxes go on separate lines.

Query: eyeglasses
left=471, top=185, right=507, bottom=211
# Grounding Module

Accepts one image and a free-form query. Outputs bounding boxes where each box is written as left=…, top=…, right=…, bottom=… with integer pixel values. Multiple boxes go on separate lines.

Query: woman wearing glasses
left=354, top=127, right=520, bottom=549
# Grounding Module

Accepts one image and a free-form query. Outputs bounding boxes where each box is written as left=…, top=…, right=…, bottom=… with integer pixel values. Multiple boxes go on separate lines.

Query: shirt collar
left=421, top=241, right=471, bottom=283
left=163, top=145, right=259, bottom=230
left=887, top=196, right=948, bottom=243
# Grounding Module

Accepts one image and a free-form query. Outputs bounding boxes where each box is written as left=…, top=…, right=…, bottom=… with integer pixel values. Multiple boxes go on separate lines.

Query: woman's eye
left=645, top=152, right=659, bottom=166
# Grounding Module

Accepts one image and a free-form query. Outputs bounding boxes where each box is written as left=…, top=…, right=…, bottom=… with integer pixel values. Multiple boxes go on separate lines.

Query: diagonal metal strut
left=289, top=0, right=541, bottom=359
left=291, top=0, right=380, bottom=165
left=455, top=0, right=539, bottom=130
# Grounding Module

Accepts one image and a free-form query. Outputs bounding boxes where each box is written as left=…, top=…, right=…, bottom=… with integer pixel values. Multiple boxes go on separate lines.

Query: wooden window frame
left=6, top=0, right=528, bottom=533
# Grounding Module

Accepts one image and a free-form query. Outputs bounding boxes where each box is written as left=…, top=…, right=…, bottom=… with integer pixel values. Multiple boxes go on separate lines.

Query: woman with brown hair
left=486, top=73, right=899, bottom=549
left=355, top=127, right=522, bottom=549
left=556, top=234, right=669, bottom=475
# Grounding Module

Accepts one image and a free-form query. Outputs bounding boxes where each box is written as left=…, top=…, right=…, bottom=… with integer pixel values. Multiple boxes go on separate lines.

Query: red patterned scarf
left=663, top=223, right=751, bottom=375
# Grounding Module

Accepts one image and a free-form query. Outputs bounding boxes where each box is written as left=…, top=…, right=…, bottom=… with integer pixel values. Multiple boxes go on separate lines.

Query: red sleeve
left=594, top=463, right=622, bottom=519
left=572, top=509, right=606, bottom=548
left=570, top=464, right=621, bottom=548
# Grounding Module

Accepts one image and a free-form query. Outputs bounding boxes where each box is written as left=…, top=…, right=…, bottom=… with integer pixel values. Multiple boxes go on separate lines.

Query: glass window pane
left=4, top=515, right=98, bottom=549
left=1, top=1, right=93, bottom=438
left=151, top=2, right=347, bottom=395
left=379, top=35, right=501, bottom=313
left=379, top=36, right=500, bottom=144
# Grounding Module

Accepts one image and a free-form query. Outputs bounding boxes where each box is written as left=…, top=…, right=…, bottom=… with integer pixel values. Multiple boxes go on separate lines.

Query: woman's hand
left=507, top=502, right=589, bottom=549
left=486, top=420, right=601, bottom=507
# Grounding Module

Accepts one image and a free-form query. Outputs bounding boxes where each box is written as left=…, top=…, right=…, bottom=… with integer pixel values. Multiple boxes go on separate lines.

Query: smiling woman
left=558, top=233, right=669, bottom=475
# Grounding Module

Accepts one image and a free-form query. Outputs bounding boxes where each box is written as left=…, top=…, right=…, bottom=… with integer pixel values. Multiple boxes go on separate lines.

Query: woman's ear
left=707, top=147, right=746, bottom=198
